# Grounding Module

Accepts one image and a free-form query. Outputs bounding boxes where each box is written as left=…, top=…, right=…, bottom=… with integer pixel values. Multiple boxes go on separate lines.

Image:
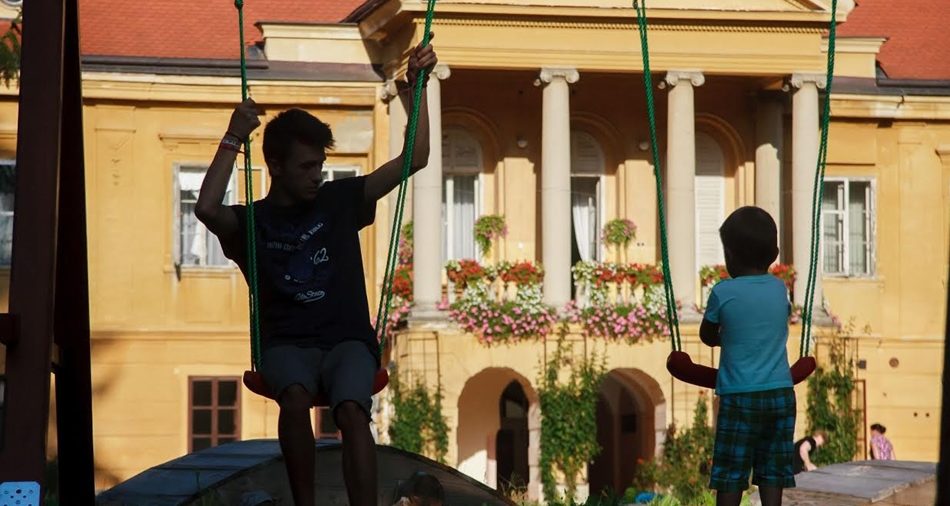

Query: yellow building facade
left=0, top=0, right=947, bottom=500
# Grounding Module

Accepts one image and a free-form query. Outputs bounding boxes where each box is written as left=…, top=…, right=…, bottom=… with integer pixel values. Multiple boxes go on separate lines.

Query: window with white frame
left=176, top=164, right=234, bottom=268
left=570, top=131, right=605, bottom=263
left=323, top=165, right=360, bottom=182
left=0, top=160, right=13, bottom=266
left=822, top=178, right=875, bottom=276
left=442, top=128, right=482, bottom=261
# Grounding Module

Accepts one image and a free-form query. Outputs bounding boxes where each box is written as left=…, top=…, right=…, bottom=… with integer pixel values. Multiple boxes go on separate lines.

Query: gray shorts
left=259, top=340, right=375, bottom=416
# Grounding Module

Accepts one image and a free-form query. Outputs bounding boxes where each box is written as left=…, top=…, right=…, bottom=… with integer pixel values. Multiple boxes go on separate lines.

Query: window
left=442, top=128, right=482, bottom=261
left=176, top=165, right=234, bottom=268
left=822, top=179, right=875, bottom=276
left=571, top=131, right=605, bottom=263
left=188, top=377, right=240, bottom=452
left=0, top=161, right=13, bottom=266
left=323, top=165, right=360, bottom=182
left=695, top=132, right=726, bottom=269
left=314, top=407, right=340, bottom=440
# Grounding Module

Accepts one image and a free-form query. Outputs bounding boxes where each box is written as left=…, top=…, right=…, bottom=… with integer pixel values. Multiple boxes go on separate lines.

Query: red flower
left=501, top=261, right=544, bottom=285
left=447, top=259, right=485, bottom=289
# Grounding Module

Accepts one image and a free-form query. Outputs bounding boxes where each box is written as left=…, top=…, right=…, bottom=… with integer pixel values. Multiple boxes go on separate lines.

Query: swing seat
left=666, top=351, right=818, bottom=390
left=242, top=368, right=390, bottom=407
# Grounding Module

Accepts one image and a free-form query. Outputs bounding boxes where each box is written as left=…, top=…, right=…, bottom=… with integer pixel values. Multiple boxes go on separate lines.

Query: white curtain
left=571, top=178, right=598, bottom=262
left=848, top=181, right=870, bottom=275
left=454, top=175, right=477, bottom=259
left=179, top=168, right=229, bottom=266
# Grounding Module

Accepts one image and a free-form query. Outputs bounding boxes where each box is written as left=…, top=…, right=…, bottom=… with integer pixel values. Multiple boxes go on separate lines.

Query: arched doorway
left=588, top=369, right=665, bottom=497
left=496, top=381, right=529, bottom=492
left=457, top=368, right=540, bottom=499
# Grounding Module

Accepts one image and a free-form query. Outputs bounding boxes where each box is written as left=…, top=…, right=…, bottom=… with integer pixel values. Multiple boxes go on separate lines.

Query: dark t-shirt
left=219, top=176, right=379, bottom=364
left=793, top=436, right=817, bottom=474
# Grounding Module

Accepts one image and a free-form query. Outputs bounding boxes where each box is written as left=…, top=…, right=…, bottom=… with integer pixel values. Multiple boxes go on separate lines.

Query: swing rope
left=633, top=0, right=681, bottom=352
left=632, top=0, right=837, bottom=358
left=233, top=0, right=437, bottom=370
left=801, top=0, right=838, bottom=359
left=376, top=0, right=438, bottom=351
left=235, top=0, right=262, bottom=369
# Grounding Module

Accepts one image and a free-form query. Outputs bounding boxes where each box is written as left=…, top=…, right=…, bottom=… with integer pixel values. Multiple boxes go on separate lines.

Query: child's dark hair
left=871, top=423, right=887, bottom=434
left=262, top=108, right=334, bottom=169
left=719, top=206, right=779, bottom=271
left=393, top=471, right=444, bottom=505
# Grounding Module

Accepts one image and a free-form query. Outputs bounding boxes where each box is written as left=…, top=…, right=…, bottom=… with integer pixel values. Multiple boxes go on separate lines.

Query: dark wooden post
left=0, top=0, right=94, bottom=503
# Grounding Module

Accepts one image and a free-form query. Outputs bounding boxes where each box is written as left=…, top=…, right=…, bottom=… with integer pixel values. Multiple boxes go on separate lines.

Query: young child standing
left=700, top=206, right=796, bottom=506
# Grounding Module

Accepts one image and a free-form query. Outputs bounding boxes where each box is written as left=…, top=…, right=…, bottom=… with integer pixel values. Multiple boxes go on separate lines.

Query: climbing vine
left=806, top=328, right=859, bottom=465
left=388, top=369, right=449, bottom=463
left=537, top=329, right=607, bottom=501
left=633, top=394, right=716, bottom=505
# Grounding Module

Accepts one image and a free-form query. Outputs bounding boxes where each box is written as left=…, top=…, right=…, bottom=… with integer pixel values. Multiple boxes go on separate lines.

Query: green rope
left=233, top=0, right=436, bottom=368
left=234, top=0, right=262, bottom=369
left=801, top=0, right=838, bottom=358
left=633, top=0, right=681, bottom=352
left=374, top=0, right=437, bottom=349
left=633, top=0, right=837, bottom=357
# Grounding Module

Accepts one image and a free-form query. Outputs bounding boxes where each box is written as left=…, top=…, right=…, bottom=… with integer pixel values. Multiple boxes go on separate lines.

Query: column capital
left=537, top=67, right=580, bottom=85
left=788, top=73, right=828, bottom=90
left=432, top=63, right=451, bottom=81
left=379, top=79, right=399, bottom=102
left=663, top=70, right=705, bottom=88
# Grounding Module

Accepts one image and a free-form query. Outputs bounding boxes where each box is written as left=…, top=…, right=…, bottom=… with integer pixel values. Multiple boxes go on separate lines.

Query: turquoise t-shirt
left=704, top=274, right=793, bottom=395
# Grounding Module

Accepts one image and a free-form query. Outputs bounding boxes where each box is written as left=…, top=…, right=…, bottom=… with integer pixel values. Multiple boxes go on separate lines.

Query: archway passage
left=588, top=369, right=665, bottom=497
left=457, top=368, right=540, bottom=498
left=497, top=380, right=529, bottom=492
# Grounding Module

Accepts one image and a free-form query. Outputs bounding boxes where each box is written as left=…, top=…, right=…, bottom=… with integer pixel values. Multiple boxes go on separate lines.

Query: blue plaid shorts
left=710, top=388, right=797, bottom=492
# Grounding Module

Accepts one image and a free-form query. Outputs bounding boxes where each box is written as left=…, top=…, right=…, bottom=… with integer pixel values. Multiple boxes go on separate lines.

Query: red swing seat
left=243, top=368, right=390, bottom=407
left=666, top=350, right=817, bottom=390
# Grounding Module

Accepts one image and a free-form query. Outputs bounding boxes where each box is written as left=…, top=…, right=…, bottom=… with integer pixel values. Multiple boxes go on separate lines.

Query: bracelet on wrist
left=220, top=135, right=244, bottom=154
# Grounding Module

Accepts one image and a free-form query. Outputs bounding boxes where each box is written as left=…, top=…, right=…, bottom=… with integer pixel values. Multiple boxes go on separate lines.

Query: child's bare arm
left=700, top=318, right=721, bottom=347
left=195, top=99, right=261, bottom=237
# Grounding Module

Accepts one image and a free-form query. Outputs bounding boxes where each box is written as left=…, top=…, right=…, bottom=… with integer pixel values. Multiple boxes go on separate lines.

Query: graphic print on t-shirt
left=259, top=208, right=335, bottom=305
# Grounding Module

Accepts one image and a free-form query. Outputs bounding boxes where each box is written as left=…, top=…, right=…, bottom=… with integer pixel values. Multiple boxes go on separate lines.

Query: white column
left=663, top=70, right=704, bottom=314
left=538, top=67, right=579, bottom=309
left=384, top=79, right=410, bottom=225
left=755, top=95, right=784, bottom=241
left=790, top=73, right=826, bottom=309
left=377, top=80, right=409, bottom=294
left=412, top=64, right=451, bottom=319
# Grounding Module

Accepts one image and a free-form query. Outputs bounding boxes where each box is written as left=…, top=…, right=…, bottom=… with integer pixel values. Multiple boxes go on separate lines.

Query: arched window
left=570, top=131, right=606, bottom=263
left=442, top=127, right=483, bottom=260
left=695, top=131, right=726, bottom=269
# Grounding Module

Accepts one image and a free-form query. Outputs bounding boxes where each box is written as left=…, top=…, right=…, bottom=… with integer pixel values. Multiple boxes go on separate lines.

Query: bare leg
left=278, top=385, right=316, bottom=506
left=716, top=490, right=743, bottom=506
left=335, top=401, right=377, bottom=506
left=759, top=486, right=783, bottom=506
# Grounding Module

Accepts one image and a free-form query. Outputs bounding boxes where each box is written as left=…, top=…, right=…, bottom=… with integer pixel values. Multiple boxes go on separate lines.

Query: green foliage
left=806, top=331, right=859, bottom=465
left=473, top=215, right=507, bottom=257
left=0, top=11, right=20, bottom=87
left=537, top=330, right=608, bottom=501
left=388, top=370, right=449, bottom=463
left=633, top=394, right=715, bottom=505
left=601, top=218, right=637, bottom=249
